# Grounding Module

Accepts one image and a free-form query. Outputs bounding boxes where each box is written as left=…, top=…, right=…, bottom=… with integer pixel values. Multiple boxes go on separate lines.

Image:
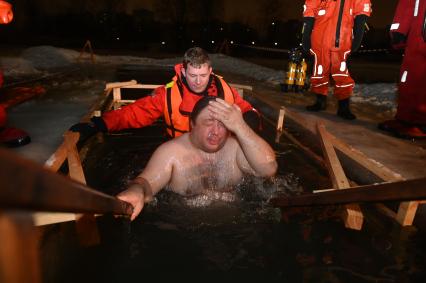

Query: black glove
left=69, top=116, right=107, bottom=142
left=390, top=32, right=407, bottom=49
left=301, top=17, right=315, bottom=53
left=351, top=15, right=368, bottom=52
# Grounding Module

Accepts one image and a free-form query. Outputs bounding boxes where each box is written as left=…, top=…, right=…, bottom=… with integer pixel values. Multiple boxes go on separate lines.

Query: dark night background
left=0, top=0, right=399, bottom=53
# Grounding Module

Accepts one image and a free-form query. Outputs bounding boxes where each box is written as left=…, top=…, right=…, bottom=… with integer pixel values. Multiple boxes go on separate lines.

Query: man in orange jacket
left=302, top=0, right=372, bottom=120
left=378, top=0, right=426, bottom=139
left=70, top=47, right=260, bottom=141
left=0, top=0, right=31, bottom=147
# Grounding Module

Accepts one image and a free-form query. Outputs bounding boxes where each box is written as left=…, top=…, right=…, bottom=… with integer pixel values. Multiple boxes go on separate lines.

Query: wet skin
left=117, top=99, right=277, bottom=221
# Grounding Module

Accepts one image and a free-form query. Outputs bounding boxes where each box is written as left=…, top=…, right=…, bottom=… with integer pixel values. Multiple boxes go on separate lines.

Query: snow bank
left=21, top=45, right=78, bottom=70
left=353, top=83, right=398, bottom=109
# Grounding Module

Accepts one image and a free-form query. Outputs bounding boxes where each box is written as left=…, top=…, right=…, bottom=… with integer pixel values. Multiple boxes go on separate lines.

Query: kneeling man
left=117, top=96, right=277, bottom=220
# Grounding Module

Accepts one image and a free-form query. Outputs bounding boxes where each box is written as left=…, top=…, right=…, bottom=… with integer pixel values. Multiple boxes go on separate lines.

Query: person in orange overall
left=0, top=0, right=31, bottom=147
left=302, top=0, right=372, bottom=120
left=378, top=0, right=426, bottom=139
left=70, top=47, right=261, bottom=141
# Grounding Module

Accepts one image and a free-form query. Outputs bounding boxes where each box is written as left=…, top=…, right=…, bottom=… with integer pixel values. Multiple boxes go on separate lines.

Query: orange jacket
left=163, top=75, right=236, bottom=137
left=102, top=64, right=253, bottom=134
left=0, top=0, right=13, bottom=24
left=304, top=0, right=372, bottom=51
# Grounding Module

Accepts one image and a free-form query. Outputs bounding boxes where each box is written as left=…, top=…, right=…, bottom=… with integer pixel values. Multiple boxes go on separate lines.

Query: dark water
left=39, top=118, right=426, bottom=283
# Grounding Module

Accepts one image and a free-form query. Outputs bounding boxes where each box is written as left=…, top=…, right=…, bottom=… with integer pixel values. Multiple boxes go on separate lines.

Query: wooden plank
left=317, top=123, right=351, bottom=188
left=0, top=148, right=133, bottom=216
left=327, top=132, right=404, bottom=182
left=276, top=106, right=285, bottom=132
left=270, top=177, right=426, bottom=207
left=275, top=106, right=285, bottom=143
left=120, top=84, right=161, bottom=89
left=396, top=201, right=419, bottom=226
left=326, top=132, right=419, bottom=226
left=64, top=131, right=86, bottom=184
left=64, top=132, right=101, bottom=245
left=44, top=132, right=80, bottom=172
left=32, top=212, right=76, bottom=226
left=317, top=123, right=363, bottom=230
left=105, top=80, right=137, bottom=90
left=0, top=212, right=41, bottom=283
left=229, top=83, right=253, bottom=91
left=112, top=88, right=122, bottom=110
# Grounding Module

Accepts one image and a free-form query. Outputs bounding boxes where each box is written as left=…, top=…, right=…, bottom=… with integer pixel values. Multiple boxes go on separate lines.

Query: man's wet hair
left=183, top=47, right=211, bottom=69
left=190, top=96, right=217, bottom=124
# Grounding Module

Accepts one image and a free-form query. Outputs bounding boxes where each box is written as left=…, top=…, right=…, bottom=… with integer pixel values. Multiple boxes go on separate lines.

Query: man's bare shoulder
left=156, top=133, right=192, bottom=152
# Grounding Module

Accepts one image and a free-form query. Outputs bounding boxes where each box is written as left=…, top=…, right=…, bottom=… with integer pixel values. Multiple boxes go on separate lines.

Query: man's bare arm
left=208, top=99, right=277, bottom=177
left=116, top=142, right=175, bottom=220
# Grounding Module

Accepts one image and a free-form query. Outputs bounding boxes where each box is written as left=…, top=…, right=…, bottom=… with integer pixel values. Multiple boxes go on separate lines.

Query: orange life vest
left=164, top=75, right=235, bottom=138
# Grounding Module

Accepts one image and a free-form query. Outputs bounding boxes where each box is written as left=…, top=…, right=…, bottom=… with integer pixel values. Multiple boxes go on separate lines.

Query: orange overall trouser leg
left=331, top=50, right=354, bottom=100
left=310, top=48, right=354, bottom=100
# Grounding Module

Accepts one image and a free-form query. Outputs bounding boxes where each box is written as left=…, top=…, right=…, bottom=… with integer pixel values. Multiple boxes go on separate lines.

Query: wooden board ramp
left=325, top=130, right=419, bottom=226
left=316, top=123, right=363, bottom=230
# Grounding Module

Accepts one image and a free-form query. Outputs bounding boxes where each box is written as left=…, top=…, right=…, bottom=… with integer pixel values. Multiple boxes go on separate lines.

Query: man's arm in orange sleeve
left=102, top=86, right=166, bottom=132
left=231, top=87, right=253, bottom=113
left=231, top=87, right=263, bottom=131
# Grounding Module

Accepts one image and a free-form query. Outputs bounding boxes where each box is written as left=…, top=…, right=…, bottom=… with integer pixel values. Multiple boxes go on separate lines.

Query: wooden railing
left=0, top=147, right=132, bottom=283
left=0, top=81, right=131, bottom=283
left=271, top=105, right=425, bottom=228
left=0, top=148, right=133, bottom=215
left=270, top=177, right=426, bottom=207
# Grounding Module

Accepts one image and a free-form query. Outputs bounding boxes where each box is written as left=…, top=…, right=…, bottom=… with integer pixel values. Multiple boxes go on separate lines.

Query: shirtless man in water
left=117, top=96, right=277, bottom=220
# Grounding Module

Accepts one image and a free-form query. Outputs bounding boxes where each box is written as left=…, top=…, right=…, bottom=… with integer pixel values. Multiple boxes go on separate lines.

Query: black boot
left=337, top=98, right=356, bottom=120
left=306, top=94, right=327, bottom=111
left=0, top=127, right=31, bottom=147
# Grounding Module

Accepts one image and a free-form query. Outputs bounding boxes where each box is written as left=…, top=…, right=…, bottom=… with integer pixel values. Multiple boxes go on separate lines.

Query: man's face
left=190, top=107, right=229, bottom=153
left=182, top=63, right=212, bottom=93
